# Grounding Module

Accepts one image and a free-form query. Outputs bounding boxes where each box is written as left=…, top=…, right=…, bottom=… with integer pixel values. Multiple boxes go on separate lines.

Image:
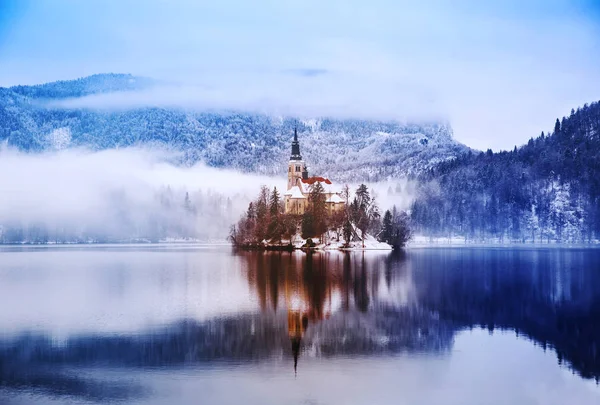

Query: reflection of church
left=288, top=310, right=307, bottom=373
left=244, top=251, right=344, bottom=372
left=243, top=251, right=401, bottom=373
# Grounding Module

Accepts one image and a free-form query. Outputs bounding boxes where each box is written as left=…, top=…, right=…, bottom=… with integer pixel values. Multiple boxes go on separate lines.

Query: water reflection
left=409, top=248, right=600, bottom=381
left=0, top=247, right=599, bottom=403
left=242, top=250, right=439, bottom=373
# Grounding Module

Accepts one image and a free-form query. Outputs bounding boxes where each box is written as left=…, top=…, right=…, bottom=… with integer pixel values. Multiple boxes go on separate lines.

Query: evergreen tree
left=343, top=219, right=353, bottom=245
left=368, top=191, right=381, bottom=236
left=183, top=191, right=196, bottom=215
left=355, top=184, right=371, bottom=208
left=380, top=210, right=393, bottom=243
left=389, top=209, right=412, bottom=249
left=244, top=202, right=256, bottom=241
left=308, top=182, right=327, bottom=240
left=254, top=185, right=270, bottom=241
left=267, top=187, right=283, bottom=242
left=351, top=184, right=371, bottom=245
left=269, top=187, right=281, bottom=216
left=301, top=212, right=315, bottom=240
left=246, top=202, right=256, bottom=221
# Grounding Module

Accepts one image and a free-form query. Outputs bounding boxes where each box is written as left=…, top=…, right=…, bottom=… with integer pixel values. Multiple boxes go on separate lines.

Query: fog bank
left=0, top=147, right=275, bottom=242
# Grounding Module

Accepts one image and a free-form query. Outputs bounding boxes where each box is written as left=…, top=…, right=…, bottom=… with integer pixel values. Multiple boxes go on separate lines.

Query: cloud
left=2, top=0, right=600, bottom=150
left=45, top=77, right=445, bottom=124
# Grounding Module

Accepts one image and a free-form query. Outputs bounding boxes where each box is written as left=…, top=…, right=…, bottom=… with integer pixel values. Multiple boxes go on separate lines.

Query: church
left=283, top=128, right=346, bottom=215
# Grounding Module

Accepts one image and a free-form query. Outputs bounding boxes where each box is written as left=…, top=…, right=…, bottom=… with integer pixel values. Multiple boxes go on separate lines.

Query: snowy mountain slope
left=411, top=101, right=600, bottom=243
left=0, top=74, right=469, bottom=182
left=9, top=73, right=156, bottom=99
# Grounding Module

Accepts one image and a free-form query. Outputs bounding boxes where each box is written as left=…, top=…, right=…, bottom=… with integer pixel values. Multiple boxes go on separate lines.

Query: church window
left=296, top=165, right=300, bottom=172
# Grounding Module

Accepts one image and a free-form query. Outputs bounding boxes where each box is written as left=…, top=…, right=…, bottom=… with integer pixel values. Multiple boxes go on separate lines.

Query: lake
left=0, top=246, right=599, bottom=405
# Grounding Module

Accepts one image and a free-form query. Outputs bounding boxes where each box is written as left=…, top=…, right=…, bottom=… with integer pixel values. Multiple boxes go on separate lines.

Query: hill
left=411, top=102, right=600, bottom=243
left=0, top=74, right=468, bottom=182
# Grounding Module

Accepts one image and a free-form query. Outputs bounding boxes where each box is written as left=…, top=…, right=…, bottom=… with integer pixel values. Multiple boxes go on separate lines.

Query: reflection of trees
left=244, top=251, right=413, bottom=319
left=0, top=251, right=450, bottom=380
left=4, top=248, right=598, bottom=390
left=242, top=250, right=452, bottom=371
left=410, top=248, right=600, bottom=381
left=0, top=366, right=146, bottom=403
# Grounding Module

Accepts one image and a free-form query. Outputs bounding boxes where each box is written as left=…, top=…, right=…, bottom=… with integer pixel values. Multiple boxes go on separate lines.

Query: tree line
left=229, top=183, right=411, bottom=248
left=411, top=100, right=600, bottom=243
left=0, top=187, right=235, bottom=243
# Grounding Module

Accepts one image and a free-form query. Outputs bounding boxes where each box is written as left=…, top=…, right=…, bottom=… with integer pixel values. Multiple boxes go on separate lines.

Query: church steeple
left=290, top=126, right=302, bottom=161
left=287, top=125, right=307, bottom=190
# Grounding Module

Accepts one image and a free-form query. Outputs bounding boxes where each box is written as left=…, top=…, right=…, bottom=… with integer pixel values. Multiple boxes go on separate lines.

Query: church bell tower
left=288, top=127, right=307, bottom=190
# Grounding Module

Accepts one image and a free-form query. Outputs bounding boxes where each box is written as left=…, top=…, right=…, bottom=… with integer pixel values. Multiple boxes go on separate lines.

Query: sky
left=1, top=0, right=600, bottom=150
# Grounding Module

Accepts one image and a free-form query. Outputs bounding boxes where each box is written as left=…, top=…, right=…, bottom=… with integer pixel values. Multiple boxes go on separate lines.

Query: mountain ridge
left=411, top=101, right=600, bottom=242
left=0, top=74, right=469, bottom=182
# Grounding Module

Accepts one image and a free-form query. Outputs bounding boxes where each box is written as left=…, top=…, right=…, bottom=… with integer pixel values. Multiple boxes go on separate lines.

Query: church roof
left=284, top=186, right=306, bottom=199
left=326, top=194, right=344, bottom=203
left=301, top=176, right=332, bottom=185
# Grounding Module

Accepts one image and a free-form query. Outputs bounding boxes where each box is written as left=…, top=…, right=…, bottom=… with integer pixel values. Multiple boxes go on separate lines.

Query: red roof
left=301, top=176, right=332, bottom=185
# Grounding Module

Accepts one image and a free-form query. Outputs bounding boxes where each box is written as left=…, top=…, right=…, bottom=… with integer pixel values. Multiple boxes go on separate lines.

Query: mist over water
left=0, top=147, right=277, bottom=241
left=0, top=146, right=414, bottom=243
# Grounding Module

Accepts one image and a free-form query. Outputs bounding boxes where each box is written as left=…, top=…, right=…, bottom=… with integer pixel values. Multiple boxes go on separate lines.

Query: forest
left=411, top=101, right=600, bottom=243
left=0, top=74, right=466, bottom=182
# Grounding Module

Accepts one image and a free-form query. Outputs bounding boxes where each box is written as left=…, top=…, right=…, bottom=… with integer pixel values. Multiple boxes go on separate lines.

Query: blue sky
left=1, top=0, right=600, bottom=150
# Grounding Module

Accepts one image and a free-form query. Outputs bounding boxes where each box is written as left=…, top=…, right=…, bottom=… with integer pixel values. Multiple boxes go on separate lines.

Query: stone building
left=283, top=128, right=346, bottom=215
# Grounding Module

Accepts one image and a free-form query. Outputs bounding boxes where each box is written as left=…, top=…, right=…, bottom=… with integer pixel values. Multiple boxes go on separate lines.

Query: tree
left=367, top=192, right=381, bottom=236
left=341, top=184, right=350, bottom=205
left=301, top=212, right=315, bottom=239
left=254, top=185, right=270, bottom=241
left=355, top=184, right=371, bottom=208
left=267, top=187, right=283, bottom=242
left=351, top=184, right=371, bottom=246
left=343, top=219, right=353, bottom=245
left=554, top=118, right=561, bottom=135
left=228, top=224, right=239, bottom=245
left=329, top=209, right=346, bottom=240
left=379, top=210, right=393, bottom=243
left=308, top=182, right=327, bottom=240
left=281, top=214, right=299, bottom=243
left=269, top=187, right=281, bottom=216
left=388, top=208, right=412, bottom=249
left=246, top=202, right=256, bottom=221
left=184, top=192, right=192, bottom=212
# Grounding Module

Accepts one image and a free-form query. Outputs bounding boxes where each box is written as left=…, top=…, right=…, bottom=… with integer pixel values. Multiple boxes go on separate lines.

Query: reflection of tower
left=243, top=251, right=411, bottom=373
left=288, top=310, right=308, bottom=375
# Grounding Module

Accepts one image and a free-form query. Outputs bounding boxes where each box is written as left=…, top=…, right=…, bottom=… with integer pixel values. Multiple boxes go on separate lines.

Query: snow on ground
left=285, top=233, right=393, bottom=251
left=410, top=234, right=600, bottom=247
left=323, top=234, right=392, bottom=251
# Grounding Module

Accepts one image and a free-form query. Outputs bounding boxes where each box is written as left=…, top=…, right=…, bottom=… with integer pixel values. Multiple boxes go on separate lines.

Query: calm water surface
left=0, top=246, right=599, bottom=404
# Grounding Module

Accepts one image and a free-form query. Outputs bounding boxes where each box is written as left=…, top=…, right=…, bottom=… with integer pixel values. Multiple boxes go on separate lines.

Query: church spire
left=291, top=336, right=300, bottom=376
left=290, top=125, right=302, bottom=161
